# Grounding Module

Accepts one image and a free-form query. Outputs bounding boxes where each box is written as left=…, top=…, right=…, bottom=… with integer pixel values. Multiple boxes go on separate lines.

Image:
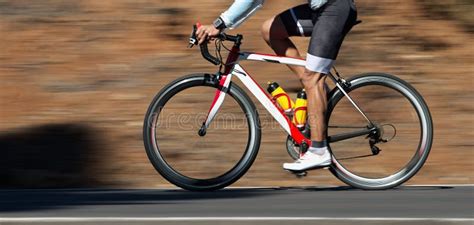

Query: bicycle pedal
left=295, top=171, right=308, bottom=178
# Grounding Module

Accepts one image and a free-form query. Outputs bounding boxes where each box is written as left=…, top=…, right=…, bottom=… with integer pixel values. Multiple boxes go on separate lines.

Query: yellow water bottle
left=267, top=81, right=294, bottom=113
left=292, top=89, right=308, bottom=129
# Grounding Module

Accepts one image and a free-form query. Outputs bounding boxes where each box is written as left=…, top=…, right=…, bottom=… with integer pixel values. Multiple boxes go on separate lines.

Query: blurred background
left=0, top=0, right=473, bottom=188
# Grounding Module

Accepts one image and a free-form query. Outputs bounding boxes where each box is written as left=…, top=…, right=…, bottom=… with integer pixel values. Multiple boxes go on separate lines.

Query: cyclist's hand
left=196, top=25, right=221, bottom=45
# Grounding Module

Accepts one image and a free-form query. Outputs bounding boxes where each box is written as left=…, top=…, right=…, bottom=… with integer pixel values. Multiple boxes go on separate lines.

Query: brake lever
left=188, top=39, right=197, bottom=48
left=188, top=23, right=201, bottom=48
left=188, top=26, right=197, bottom=48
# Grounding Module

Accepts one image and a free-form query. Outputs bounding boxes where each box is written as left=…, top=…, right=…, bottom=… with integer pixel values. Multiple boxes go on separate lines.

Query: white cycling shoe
left=283, top=149, right=332, bottom=172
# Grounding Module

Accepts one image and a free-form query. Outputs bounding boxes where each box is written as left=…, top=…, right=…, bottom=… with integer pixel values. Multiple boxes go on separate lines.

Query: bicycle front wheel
left=143, top=74, right=261, bottom=191
left=327, top=73, right=433, bottom=189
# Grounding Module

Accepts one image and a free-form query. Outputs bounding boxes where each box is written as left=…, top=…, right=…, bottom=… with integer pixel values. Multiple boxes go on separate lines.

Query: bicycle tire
left=327, top=73, right=433, bottom=189
left=143, top=73, right=261, bottom=191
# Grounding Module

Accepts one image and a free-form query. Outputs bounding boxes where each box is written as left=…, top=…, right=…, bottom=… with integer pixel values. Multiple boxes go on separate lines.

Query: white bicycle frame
left=202, top=49, right=376, bottom=148
left=203, top=52, right=316, bottom=147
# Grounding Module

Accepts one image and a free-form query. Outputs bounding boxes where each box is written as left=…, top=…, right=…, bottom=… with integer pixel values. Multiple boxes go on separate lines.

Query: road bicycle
left=143, top=24, right=433, bottom=191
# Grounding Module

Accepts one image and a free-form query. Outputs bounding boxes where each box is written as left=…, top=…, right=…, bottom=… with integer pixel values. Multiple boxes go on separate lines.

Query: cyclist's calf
left=299, top=69, right=327, bottom=91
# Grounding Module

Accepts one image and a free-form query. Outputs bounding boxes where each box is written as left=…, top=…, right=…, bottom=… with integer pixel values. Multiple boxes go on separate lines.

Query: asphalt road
left=0, top=185, right=473, bottom=225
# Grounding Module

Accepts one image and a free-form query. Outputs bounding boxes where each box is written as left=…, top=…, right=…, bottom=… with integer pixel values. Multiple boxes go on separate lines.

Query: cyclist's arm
left=220, top=0, right=265, bottom=29
left=196, top=0, right=264, bottom=44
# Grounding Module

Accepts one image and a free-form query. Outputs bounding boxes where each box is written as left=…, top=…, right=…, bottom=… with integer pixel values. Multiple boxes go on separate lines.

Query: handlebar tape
left=200, top=44, right=221, bottom=65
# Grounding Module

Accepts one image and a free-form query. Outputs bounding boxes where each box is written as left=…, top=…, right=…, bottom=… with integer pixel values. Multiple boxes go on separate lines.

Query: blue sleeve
left=220, top=0, right=264, bottom=29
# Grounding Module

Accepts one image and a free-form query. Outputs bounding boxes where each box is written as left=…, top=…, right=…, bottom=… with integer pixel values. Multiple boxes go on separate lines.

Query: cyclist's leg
left=305, top=0, right=357, bottom=143
left=284, top=0, right=357, bottom=171
left=261, top=4, right=314, bottom=77
left=301, top=70, right=327, bottom=142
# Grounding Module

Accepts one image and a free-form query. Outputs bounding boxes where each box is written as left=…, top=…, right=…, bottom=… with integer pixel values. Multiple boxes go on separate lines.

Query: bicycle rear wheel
left=327, top=73, right=433, bottom=189
left=143, top=74, right=261, bottom=191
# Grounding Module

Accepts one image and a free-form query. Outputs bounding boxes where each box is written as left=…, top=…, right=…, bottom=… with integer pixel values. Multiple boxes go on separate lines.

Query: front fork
left=198, top=73, right=232, bottom=136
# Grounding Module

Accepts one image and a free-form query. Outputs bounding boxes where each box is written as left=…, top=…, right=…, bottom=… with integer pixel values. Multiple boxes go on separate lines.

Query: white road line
left=0, top=217, right=472, bottom=222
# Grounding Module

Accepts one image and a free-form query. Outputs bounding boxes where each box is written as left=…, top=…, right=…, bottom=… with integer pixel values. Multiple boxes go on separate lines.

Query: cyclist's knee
left=261, top=18, right=273, bottom=42
left=261, top=16, right=288, bottom=43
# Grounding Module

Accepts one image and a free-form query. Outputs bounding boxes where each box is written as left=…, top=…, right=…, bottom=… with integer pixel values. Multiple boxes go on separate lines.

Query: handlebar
left=188, top=23, right=242, bottom=66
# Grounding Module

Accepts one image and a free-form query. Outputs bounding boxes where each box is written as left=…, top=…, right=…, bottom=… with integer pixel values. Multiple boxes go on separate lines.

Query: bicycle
left=143, top=24, right=433, bottom=191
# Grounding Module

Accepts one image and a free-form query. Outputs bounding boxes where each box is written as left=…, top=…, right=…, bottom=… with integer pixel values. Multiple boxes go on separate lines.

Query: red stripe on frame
left=237, top=66, right=309, bottom=146
left=204, top=75, right=228, bottom=121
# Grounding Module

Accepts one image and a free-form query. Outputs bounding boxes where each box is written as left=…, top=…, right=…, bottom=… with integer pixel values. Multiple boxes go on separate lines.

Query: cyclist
left=196, top=0, right=357, bottom=172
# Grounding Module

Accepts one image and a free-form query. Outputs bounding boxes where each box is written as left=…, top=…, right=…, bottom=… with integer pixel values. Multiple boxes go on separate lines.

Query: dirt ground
left=0, top=0, right=473, bottom=188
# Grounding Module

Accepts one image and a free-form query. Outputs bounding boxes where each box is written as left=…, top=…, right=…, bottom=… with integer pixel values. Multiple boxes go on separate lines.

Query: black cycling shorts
left=279, top=0, right=357, bottom=73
